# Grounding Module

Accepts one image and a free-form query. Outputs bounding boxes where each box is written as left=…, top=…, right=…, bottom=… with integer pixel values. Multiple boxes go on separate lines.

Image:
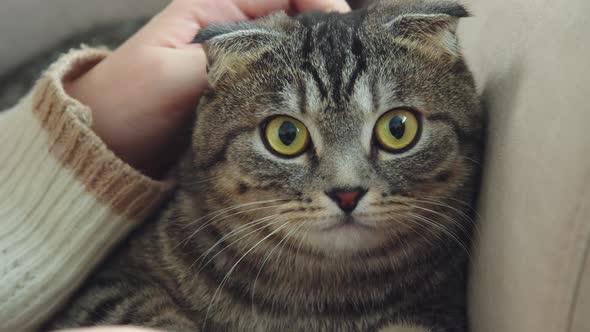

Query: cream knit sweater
left=0, top=49, right=173, bottom=332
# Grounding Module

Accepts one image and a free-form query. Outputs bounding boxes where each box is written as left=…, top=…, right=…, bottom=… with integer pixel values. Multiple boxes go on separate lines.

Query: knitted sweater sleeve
left=0, top=49, right=173, bottom=332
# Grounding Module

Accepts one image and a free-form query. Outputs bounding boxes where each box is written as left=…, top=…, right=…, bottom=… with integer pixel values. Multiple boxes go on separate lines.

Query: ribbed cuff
left=0, top=48, right=174, bottom=331
left=32, top=48, right=173, bottom=218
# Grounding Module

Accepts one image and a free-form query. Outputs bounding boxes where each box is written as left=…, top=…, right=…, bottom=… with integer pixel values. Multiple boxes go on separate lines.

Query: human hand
left=65, top=0, right=350, bottom=177
left=59, top=327, right=160, bottom=332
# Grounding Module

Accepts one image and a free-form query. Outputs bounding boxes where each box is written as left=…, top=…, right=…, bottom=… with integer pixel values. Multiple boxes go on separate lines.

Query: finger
left=231, top=0, right=290, bottom=18
left=130, top=0, right=351, bottom=48
left=83, top=46, right=208, bottom=177
left=293, top=0, right=351, bottom=13
left=124, top=47, right=207, bottom=176
left=59, top=328, right=161, bottom=332
left=131, top=0, right=248, bottom=47
left=140, top=47, right=209, bottom=118
left=232, top=0, right=351, bottom=18
left=163, top=47, right=209, bottom=105
left=128, top=2, right=202, bottom=47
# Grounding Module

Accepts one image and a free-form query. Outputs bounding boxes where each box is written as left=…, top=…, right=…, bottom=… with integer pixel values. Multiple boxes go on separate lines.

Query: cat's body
left=45, top=1, right=482, bottom=331
left=49, top=191, right=467, bottom=332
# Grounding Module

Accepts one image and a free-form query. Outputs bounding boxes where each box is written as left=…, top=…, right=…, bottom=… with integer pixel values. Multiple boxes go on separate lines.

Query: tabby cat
left=46, top=1, right=482, bottom=331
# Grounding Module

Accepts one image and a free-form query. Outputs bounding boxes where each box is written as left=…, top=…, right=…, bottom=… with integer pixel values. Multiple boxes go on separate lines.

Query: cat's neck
left=157, top=190, right=467, bottom=318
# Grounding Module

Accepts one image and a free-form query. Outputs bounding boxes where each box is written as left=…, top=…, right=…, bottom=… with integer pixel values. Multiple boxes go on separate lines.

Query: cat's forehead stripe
left=301, top=28, right=328, bottom=99
left=297, top=13, right=369, bottom=108
left=345, top=32, right=368, bottom=98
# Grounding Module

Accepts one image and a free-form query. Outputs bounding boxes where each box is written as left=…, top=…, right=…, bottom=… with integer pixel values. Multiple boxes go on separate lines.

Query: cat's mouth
left=318, top=216, right=377, bottom=232
left=302, top=215, right=388, bottom=253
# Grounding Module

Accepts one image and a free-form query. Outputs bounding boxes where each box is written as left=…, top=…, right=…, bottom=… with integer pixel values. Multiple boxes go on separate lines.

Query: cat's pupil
left=389, top=115, right=407, bottom=139
left=279, top=121, right=297, bottom=145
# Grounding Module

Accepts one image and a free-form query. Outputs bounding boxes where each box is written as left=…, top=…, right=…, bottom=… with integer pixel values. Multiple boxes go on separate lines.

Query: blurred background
left=0, top=0, right=167, bottom=74
left=0, top=0, right=367, bottom=74
left=0, top=0, right=366, bottom=109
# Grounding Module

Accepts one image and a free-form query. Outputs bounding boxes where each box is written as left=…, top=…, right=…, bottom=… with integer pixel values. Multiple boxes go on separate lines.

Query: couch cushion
left=458, top=0, right=590, bottom=331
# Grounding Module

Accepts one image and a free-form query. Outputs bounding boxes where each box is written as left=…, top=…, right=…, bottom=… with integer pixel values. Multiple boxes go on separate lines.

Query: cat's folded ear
left=194, top=13, right=288, bottom=86
left=370, top=0, right=470, bottom=59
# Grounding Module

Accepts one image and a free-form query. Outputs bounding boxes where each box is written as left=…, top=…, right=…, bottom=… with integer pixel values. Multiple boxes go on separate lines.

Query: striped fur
left=47, top=1, right=482, bottom=331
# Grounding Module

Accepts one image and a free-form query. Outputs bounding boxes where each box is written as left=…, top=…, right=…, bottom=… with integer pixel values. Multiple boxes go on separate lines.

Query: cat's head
left=187, top=0, right=481, bottom=256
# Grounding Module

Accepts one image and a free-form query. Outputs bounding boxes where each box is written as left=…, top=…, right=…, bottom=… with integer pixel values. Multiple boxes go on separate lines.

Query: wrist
left=63, top=50, right=189, bottom=179
left=64, top=55, right=147, bottom=173
left=64, top=57, right=116, bottom=136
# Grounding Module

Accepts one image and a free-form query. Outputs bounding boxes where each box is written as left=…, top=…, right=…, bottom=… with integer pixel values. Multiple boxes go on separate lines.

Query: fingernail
left=329, top=0, right=351, bottom=13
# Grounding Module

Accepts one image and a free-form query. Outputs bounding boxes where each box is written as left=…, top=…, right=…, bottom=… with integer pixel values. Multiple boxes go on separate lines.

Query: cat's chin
left=303, top=221, right=390, bottom=254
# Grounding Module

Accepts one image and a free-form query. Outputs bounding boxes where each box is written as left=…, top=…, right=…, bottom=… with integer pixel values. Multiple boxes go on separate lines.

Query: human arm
left=0, top=0, right=349, bottom=331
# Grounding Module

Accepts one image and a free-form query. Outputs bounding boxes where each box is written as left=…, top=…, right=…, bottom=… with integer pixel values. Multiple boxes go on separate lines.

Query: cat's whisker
left=412, top=196, right=482, bottom=243
left=424, top=194, right=484, bottom=237
left=175, top=199, right=289, bottom=250
left=187, top=215, right=285, bottom=291
left=404, top=203, right=474, bottom=247
left=202, top=220, right=292, bottom=330
left=426, top=194, right=482, bottom=217
left=276, top=221, right=309, bottom=263
left=383, top=227, right=411, bottom=267
left=192, top=213, right=283, bottom=272
left=379, top=195, right=474, bottom=242
left=185, top=175, right=223, bottom=186
left=415, top=197, right=476, bottom=225
left=463, top=156, right=481, bottom=166
left=403, top=212, right=459, bottom=256
left=293, top=221, right=314, bottom=266
left=178, top=209, right=268, bottom=252
left=250, top=219, right=308, bottom=313
left=405, top=211, right=472, bottom=257
left=183, top=198, right=289, bottom=228
left=385, top=211, right=441, bottom=250
left=179, top=204, right=286, bottom=248
left=414, top=195, right=478, bottom=221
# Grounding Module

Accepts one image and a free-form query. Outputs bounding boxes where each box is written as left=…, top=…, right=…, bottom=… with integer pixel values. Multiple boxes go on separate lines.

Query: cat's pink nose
left=326, top=188, right=368, bottom=214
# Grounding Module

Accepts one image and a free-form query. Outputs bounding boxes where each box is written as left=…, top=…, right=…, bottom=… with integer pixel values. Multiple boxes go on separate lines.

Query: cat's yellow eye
left=263, top=116, right=310, bottom=157
left=374, top=109, right=421, bottom=153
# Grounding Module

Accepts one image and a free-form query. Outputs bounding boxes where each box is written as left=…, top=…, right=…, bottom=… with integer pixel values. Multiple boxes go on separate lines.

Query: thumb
left=129, top=0, right=203, bottom=48
left=294, top=0, right=351, bottom=13
left=152, top=47, right=209, bottom=115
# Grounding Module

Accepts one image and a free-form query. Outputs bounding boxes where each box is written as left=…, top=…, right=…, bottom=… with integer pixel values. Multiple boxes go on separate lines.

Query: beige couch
left=459, top=0, right=590, bottom=331
left=1, top=0, right=588, bottom=331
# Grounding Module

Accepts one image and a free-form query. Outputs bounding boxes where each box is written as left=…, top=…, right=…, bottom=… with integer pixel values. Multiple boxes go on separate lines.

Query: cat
left=45, top=1, right=482, bottom=331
